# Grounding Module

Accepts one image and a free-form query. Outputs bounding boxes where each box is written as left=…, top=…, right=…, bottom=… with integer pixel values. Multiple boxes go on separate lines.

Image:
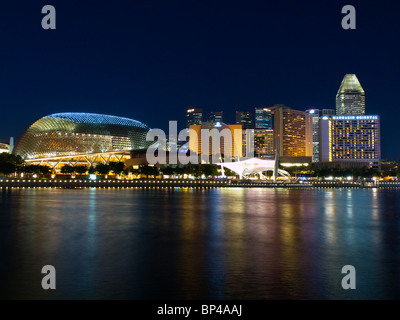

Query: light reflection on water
left=0, top=187, right=400, bottom=300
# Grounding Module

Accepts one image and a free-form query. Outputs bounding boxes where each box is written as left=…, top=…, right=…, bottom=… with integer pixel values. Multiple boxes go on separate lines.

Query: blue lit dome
left=14, top=112, right=150, bottom=160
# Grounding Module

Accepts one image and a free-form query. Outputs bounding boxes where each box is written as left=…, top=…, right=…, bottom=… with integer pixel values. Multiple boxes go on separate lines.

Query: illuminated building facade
left=255, top=107, right=273, bottom=129
left=336, top=74, right=365, bottom=115
left=13, top=113, right=150, bottom=168
left=207, top=111, right=223, bottom=123
left=236, top=111, right=253, bottom=129
left=189, top=122, right=242, bottom=163
left=186, top=108, right=203, bottom=127
left=271, top=105, right=313, bottom=158
left=0, top=142, right=10, bottom=154
left=241, top=128, right=274, bottom=159
left=319, top=115, right=381, bottom=169
left=254, top=128, right=274, bottom=158
left=306, top=108, right=335, bottom=162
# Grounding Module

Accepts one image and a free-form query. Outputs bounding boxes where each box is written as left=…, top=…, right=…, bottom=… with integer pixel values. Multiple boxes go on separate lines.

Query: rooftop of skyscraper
left=337, top=74, right=365, bottom=94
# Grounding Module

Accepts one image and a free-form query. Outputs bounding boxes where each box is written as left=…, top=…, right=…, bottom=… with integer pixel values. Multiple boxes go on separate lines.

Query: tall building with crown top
left=318, top=74, right=381, bottom=170
left=336, top=74, right=365, bottom=115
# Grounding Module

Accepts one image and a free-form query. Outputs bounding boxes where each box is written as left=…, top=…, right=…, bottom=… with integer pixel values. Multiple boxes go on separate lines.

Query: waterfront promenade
left=0, top=178, right=399, bottom=189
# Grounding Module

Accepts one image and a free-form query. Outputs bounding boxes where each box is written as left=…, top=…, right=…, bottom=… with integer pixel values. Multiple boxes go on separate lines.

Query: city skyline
left=0, top=1, right=399, bottom=160
left=2, top=1, right=400, bottom=304
left=1, top=72, right=386, bottom=170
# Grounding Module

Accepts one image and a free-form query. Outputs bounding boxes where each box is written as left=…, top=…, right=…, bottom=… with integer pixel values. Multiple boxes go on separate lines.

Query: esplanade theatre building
left=13, top=112, right=150, bottom=168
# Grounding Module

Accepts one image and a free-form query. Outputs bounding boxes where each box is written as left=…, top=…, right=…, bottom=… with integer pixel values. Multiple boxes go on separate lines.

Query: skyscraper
left=255, top=107, right=273, bottom=129
left=306, top=108, right=335, bottom=162
left=271, top=105, right=313, bottom=158
left=319, top=74, right=381, bottom=169
left=207, top=111, right=223, bottom=123
left=186, top=108, right=203, bottom=127
left=336, top=74, right=365, bottom=115
left=319, top=115, right=381, bottom=170
left=254, top=129, right=274, bottom=158
left=236, top=111, right=253, bottom=129
left=189, top=122, right=242, bottom=163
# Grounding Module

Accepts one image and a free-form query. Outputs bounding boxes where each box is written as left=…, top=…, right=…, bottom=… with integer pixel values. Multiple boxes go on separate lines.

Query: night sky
left=1, top=1, right=399, bottom=159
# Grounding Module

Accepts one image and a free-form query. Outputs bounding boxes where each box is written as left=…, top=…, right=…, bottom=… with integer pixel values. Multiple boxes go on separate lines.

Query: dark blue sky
left=1, top=1, right=400, bottom=159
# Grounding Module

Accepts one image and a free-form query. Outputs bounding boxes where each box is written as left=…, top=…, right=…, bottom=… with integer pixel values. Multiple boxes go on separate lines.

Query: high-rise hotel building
left=319, top=74, right=381, bottom=169
left=271, top=105, right=313, bottom=158
left=241, top=106, right=312, bottom=160
left=320, top=115, right=381, bottom=169
left=336, top=74, right=365, bottom=115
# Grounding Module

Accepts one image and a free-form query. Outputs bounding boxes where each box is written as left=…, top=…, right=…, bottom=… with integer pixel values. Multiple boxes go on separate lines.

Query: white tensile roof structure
left=218, top=157, right=291, bottom=180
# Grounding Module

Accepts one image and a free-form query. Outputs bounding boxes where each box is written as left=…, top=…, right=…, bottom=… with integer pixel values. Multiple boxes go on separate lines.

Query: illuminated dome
left=14, top=113, right=150, bottom=160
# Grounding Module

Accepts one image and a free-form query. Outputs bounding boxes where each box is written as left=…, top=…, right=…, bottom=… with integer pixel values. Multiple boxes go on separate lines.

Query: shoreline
left=1, top=178, right=399, bottom=189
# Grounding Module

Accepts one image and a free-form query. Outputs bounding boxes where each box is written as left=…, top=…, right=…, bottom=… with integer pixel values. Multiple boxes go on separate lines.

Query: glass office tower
left=336, top=74, right=365, bottom=115
left=186, top=108, right=203, bottom=127
left=236, top=111, right=253, bottom=129
left=255, top=107, right=273, bottom=129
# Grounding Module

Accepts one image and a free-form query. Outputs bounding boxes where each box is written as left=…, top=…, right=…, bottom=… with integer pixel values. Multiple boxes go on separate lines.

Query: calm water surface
left=0, top=187, right=400, bottom=300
